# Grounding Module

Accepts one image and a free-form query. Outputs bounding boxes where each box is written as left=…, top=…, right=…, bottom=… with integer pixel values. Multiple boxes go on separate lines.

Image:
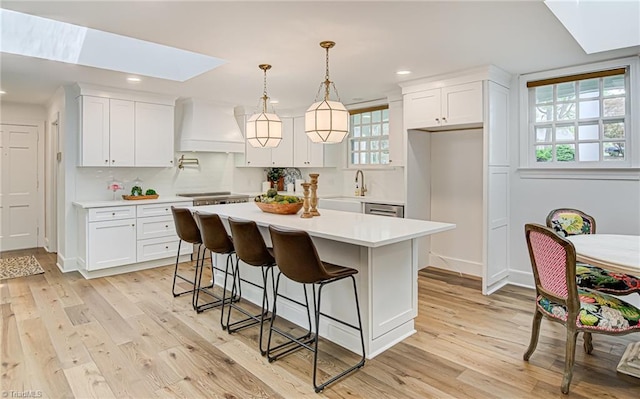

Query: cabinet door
left=80, top=96, right=110, bottom=167
left=244, top=140, right=273, bottom=167
left=109, top=99, right=135, bottom=167
left=307, top=141, right=325, bottom=167
left=271, top=117, right=293, bottom=167
left=135, top=102, right=175, bottom=167
left=387, top=99, right=404, bottom=166
left=441, top=81, right=483, bottom=126
left=293, top=116, right=309, bottom=167
left=403, top=89, right=441, bottom=129
left=87, top=219, right=137, bottom=270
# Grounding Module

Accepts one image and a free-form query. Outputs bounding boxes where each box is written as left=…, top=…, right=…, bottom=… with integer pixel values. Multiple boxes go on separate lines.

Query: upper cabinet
left=293, top=116, right=336, bottom=168
left=237, top=114, right=336, bottom=168
left=387, top=97, right=404, bottom=166
left=134, top=102, right=174, bottom=167
left=76, top=84, right=176, bottom=167
left=239, top=115, right=294, bottom=167
left=404, top=81, right=483, bottom=130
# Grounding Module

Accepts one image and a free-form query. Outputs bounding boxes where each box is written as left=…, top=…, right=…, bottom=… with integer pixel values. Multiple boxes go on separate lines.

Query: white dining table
left=566, top=234, right=640, bottom=276
left=566, top=234, right=640, bottom=379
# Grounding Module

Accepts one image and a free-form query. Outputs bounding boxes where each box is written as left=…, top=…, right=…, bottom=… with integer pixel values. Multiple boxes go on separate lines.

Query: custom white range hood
left=176, top=98, right=245, bottom=153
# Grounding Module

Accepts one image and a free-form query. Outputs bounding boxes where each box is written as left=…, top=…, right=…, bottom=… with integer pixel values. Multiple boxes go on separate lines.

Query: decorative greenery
left=266, top=167, right=285, bottom=183
left=145, top=189, right=157, bottom=195
left=131, top=185, right=143, bottom=196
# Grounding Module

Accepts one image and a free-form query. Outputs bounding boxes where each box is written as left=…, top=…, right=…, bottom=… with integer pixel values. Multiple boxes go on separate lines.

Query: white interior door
left=1, top=124, right=39, bottom=251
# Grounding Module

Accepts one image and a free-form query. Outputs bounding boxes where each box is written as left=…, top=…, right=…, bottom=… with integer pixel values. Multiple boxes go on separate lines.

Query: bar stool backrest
left=228, top=217, right=275, bottom=266
left=268, top=225, right=330, bottom=284
left=172, top=207, right=202, bottom=244
left=194, top=212, right=234, bottom=254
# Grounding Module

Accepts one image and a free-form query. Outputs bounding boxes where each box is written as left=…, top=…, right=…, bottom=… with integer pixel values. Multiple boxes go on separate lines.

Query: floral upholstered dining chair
left=523, top=224, right=640, bottom=394
left=546, top=208, right=640, bottom=296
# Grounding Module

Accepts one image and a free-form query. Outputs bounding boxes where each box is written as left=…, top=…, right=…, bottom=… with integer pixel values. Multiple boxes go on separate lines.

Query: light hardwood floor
left=1, top=248, right=638, bottom=398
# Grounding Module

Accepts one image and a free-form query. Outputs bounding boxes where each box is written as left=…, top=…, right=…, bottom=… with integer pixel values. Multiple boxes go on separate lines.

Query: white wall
left=430, top=129, right=484, bottom=275
left=507, top=75, right=640, bottom=288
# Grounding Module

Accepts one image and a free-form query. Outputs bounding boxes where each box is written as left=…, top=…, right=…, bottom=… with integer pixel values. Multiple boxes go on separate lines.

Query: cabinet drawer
left=137, top=215, right=176, bottom=240
left=137, top=202, right=192, bottom=218
left=136, top=237, right=192, bottom=263
left=89, top=206, right=136, bottom=222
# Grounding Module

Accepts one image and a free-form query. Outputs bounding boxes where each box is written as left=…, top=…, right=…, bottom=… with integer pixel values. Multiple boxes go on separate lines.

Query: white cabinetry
left=387, top=97, right=404, bottom=166
left=76, top=84, right=176, bottom=167
left=401, top=66, right=511, bottom=295
left=85, top=206, right=137, bottom=270
left=293, top=116, right=333, bottom=167
left=239, top=116, right=294, bottom=167
left=136, top=202, right=191, bottom=262
left=404, top=81, right=483, bottom=130
left=76, top=200, right=192, bottom=274
left=80, top=96, right=135, bottom=167
left=135, top=102, right=175, bottom=167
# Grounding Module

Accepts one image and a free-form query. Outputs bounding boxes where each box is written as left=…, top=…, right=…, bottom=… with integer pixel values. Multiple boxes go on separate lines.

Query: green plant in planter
left=145, top=189, right=157, bottom=195
left=131, top=185, right=143, bottom=196
left=266, top=167, right=285, bottom=189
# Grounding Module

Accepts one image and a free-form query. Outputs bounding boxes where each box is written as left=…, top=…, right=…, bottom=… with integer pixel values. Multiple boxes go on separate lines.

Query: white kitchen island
left=193, top=202, right=455, bottom=359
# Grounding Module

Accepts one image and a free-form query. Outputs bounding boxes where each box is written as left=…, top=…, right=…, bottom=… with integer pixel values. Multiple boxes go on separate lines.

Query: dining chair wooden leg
left=561, top=329, right=579, bottom=394
left=583, top=332, right=593, bottom=354
left=524, top=309, right=543, bottom=361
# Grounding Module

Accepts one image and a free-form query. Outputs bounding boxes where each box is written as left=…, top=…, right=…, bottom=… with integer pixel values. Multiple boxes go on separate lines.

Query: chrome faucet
left=355, top=169, right=367, bottom=196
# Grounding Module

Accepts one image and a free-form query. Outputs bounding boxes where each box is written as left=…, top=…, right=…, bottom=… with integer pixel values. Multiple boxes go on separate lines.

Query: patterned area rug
left=0, top=256, right=45, bottom=280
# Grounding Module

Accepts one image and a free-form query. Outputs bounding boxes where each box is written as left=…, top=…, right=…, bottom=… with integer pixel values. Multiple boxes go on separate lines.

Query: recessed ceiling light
left=396, top=70, right=412, bottom=75
left=269, top=99, right=279, bottom=104
left=0, top=90, right=5, bottom=94
left=127, top=77, right=141, bottom=83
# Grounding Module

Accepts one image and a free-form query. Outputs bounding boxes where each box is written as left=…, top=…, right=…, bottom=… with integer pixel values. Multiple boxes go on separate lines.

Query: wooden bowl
left=255, top=201, right=303, bottom=215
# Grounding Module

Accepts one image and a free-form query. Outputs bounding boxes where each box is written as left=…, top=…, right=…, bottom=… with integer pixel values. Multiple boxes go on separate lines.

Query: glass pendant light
left=246, top=64, right=282, bottom=148
left=305, top=41, right=349, bottom=144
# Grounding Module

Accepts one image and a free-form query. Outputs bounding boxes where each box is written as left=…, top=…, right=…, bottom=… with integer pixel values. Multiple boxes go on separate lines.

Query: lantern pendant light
left=305, top=41, right=349, bottom=144
left=246, top=64, right=282, bottom=148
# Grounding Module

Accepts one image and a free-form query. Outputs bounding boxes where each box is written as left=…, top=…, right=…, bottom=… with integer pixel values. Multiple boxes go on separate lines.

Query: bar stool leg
left=312, top=275, right=366, bottom=393
left=219, top=253, right=237, bottom=328
left=173, top=242, right=202, bottom=297
left=266, top=275, right=315, bottom=362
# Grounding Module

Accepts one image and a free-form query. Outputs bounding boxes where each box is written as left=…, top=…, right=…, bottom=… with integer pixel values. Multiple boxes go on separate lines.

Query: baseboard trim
left=508, top=269, right=534, bottom=289
left=77, top=255, right=191, bottom=279
left=427, top=253, right=482, bottom=277
left=56, top=253, right=77, bottom=273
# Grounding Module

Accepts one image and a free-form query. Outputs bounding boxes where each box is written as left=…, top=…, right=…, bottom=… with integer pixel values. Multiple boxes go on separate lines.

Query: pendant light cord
left=262, top=67, right=269, bottom=113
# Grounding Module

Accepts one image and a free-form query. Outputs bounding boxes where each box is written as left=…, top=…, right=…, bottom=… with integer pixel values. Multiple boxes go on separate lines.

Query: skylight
left=0, top=9, right=226, bottom=81
left=545, top=0, right=640, bottom=54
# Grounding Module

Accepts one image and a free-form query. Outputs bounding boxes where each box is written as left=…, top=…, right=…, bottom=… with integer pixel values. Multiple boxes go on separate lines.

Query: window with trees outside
left=526, top=66, right=630, bottom=166
left=349, top=106, right=389, bottom=166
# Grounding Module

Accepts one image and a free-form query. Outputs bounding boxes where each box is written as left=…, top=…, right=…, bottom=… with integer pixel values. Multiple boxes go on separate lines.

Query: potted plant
left=266, top=167, right=285, bottom=191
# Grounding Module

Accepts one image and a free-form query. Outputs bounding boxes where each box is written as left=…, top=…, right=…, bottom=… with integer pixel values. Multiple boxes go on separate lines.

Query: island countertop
left=73, top=196, right=193, bottom=208
left=191, top=202, right=455, bottom=248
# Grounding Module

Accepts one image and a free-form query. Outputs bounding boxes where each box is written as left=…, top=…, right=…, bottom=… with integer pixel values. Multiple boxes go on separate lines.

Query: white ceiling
left=1, top=1, right=638, bottom=112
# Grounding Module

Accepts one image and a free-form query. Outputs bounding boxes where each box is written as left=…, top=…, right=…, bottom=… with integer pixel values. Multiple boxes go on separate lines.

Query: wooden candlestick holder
left=301, top=183, right=313, bottom=218
left=309, top=173, right=320, bottom=216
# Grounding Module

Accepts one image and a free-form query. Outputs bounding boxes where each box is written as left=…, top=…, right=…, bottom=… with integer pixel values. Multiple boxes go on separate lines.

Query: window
left=349, top=106, right=389, bottom=166
left=520, top=57, right=638, bottom=169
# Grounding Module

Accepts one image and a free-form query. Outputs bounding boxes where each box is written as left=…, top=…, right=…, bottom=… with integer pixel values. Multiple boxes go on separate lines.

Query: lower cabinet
left=87, top=218, right=137, bottom=270
left=78, top=201, right=192, bottom=272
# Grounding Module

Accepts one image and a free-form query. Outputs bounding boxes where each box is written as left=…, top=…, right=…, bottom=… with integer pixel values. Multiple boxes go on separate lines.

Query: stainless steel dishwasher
left=364, top=202, right=404, bottom=218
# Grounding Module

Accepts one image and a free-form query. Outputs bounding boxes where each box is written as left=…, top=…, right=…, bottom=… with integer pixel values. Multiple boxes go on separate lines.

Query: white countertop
left=73, top=196, right=193, bottom=209
left=192, top=202, right=454, bottom=248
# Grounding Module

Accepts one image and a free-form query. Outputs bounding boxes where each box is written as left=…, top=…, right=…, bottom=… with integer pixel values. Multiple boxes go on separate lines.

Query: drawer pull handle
left=165, top=246, right=169, bottom=250
left=131, top=224, right=135, bottom=227
left=112, top=213, right=115, bottom=216
left=165, top=225, right=169, bottom=228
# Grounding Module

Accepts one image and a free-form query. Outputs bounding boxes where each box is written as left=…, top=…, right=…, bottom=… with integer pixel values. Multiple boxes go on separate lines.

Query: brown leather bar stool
left=192, top=212, right=237, bottom=314
left=223, top=217, right=277, bottom=354
left=267, top=225, right=366, bottom=393
left=170, top=207, right=203, bottom=297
